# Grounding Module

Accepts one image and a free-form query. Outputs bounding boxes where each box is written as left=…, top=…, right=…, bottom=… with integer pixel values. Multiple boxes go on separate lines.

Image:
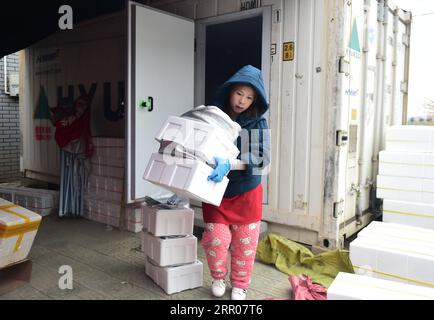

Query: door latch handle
left=138, top=97, right=153, bottom=112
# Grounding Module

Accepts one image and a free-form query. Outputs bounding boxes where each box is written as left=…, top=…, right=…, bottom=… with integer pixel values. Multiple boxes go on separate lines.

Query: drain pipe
left=3, top=55, right=9, bottom=94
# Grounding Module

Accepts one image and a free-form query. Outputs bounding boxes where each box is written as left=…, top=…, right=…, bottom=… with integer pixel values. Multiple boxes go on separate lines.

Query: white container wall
left=20, top=0, right=411, bottom=249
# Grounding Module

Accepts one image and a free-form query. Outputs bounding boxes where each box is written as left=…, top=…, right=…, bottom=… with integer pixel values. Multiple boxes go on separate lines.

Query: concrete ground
left=0, top=214, right=291, bottom=300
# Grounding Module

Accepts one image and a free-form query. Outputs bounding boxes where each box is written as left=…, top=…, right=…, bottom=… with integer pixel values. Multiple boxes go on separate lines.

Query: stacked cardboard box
left=378, top=126, right=434, bottom=229
left=0, top=184, right=59, bottom=217
left=83, top=137, right=143, bottom=233
left=142, top=203, right=203, bottom=294
left=144, top=113, right=240, bottom=206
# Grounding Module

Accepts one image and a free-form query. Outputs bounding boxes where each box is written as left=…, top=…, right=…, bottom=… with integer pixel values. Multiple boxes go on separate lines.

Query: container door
left=127, top=2, right=194, bottom=202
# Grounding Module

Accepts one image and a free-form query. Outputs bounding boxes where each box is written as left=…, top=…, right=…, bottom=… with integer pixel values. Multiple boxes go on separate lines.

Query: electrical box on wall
left=8, top=74, right=19, bottom=96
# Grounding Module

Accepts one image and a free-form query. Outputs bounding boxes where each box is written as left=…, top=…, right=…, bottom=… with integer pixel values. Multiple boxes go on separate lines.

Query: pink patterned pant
left=201, top=221, right=261, bottom=290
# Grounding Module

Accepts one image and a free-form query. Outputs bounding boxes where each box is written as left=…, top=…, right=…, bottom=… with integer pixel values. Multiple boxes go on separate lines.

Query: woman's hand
left=207, top=157, right=231, bottom=183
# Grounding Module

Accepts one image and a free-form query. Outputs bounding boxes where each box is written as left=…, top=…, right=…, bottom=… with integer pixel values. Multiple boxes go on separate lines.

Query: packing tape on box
left=377, top=186, right=434, bottom=194
left=0, top=204, right=40, bottom=252
left=353, top=265, right=434, bottom=288
left=383, top=209, right=434, bottom=219
left=336, top=277, right=434, bottom=299
left=380, top=161, right=434, bottom=167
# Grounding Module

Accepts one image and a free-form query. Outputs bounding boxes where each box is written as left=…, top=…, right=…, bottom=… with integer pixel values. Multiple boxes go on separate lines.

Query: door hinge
left=339, top=57, right=350, bottom=75
left=333, top=200, right=344, bottom=218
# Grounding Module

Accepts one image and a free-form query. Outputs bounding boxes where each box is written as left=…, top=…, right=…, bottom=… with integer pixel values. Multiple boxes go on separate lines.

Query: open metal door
left=127, top=2, right=194, bottom=203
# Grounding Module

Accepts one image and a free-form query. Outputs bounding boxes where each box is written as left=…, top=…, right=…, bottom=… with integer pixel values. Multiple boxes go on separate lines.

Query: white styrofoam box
left=93, top=146, right=124, bottom=159
left=0, top=199, right=42, bottom=268
left=328, top=272, right=434, bottom=300
left=142, top=205, right=194, bottom=237
left=145, top=258, right=203, bottom=294
left=91, top=163, right=124, bottom=179
left=379, top=150, right=434, bottom=178
left=86, top=187, right=123, bottom=203
left=143, top=153, right=229, bottom=206
left=349, top=236, right=434, bottom=288
left=143, top=232, right=197, bottom=267
left=385, top=125, right=434, bottom=153
left=91, top=156, right=124, bottom=168
left=0, top=186, right=59, bottom=208
left=377, top=175, right=434, bottom=203
left=155, top=116, right=239, bottom=163
left=357, top=221, right=434, bottom=249
left=383, top=199, right=434, bottom=230
left=88, top=174, right=124, bottom=193
left=93, top=137, right=125, bottom=147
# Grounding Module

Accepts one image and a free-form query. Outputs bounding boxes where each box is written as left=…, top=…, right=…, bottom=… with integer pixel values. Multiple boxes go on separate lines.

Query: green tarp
left=256, top=233, right=355, bottom=288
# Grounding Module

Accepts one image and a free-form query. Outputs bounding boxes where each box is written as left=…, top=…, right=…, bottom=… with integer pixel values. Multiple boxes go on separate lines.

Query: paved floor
left=0, top=215, right=291, bottom=300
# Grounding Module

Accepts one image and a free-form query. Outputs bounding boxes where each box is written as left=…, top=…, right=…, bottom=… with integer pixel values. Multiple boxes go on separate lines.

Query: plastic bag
left=288, top=275, right=327, bottom=300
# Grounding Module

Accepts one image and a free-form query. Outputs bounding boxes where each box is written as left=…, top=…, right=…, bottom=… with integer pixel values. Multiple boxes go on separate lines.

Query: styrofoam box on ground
left=377, top=175, right=434, bottom=203
left=328, top=272, right=434, bottom=300
left=91, top=163, right=124, bottom=179
left=145, top=258, right=203, bottom=294
left=383, top=199, right=434, bottom=230
left=88, top=174, right=124, bottom=193
left=18, top=206, right=55, bottom=217
left=91, top=156, right=124, bottom=168
left=357, top=221, right=434, bottom=249
left=379, top=150, right=434, bottom=178
left=0, top=187, right=59, bottom=208
left=93, top=137, right=125, bottom=147
left=349, top=236, right=434, bottom=288
left=142, top=205, right=194, bottom=236
left=0, top=199, right=42, bottom=268
left=143, top=232, right=197, bottom=267
left=143, top=153, right=229, bottom=206
left=385, top=125, right=434, bottom=153
left=155, top=116, right=239, bottom=163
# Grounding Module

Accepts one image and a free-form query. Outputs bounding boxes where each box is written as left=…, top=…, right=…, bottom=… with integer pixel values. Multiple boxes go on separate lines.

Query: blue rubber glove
left=207, top=157, right=230, bottom=183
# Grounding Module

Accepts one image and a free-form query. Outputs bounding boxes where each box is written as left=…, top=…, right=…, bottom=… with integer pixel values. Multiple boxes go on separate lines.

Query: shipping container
left=19, top=0, right=411, bottom=250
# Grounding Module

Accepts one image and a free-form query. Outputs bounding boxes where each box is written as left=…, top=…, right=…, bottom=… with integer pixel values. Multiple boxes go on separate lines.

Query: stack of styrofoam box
left=377, top=125, right=434, bottom=229
left=349, top=221, right=434, bottom=289
left=0, top=184, right=59, bottom=217
left=83, top=137, right=143, bottom=233
left=143, top=115, right=240, bottom=206
left=142, top=203, right=203, bottom=294
left=328, top=272, right=434, bottom=300
left=333, top=126, right=434, bottom=299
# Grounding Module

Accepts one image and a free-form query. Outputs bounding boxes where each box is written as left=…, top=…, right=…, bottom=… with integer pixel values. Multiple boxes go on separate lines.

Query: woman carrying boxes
left=201, top=65, right=270, bottom=300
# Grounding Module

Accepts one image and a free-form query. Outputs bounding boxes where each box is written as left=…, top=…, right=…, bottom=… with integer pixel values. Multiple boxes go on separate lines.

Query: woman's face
left=229, top=85, right=256, bottom=115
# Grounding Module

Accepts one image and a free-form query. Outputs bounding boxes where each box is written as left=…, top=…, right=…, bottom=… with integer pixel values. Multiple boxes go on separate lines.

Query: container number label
left=283, top=42, right=294, bottom=61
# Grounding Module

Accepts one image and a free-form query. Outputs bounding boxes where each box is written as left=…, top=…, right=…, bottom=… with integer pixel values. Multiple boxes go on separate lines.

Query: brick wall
left=0, top=53, right=21, bottom=180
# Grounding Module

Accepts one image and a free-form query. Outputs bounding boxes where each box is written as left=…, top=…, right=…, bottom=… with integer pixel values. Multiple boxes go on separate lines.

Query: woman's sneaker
left=211, top=279, right=226, bottom=297
left=231, top=287, right=247, bottom=300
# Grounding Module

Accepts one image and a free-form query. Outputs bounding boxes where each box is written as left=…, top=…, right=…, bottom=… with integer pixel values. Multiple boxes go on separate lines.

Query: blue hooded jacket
left=214, top=65, right=271, bottom=197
